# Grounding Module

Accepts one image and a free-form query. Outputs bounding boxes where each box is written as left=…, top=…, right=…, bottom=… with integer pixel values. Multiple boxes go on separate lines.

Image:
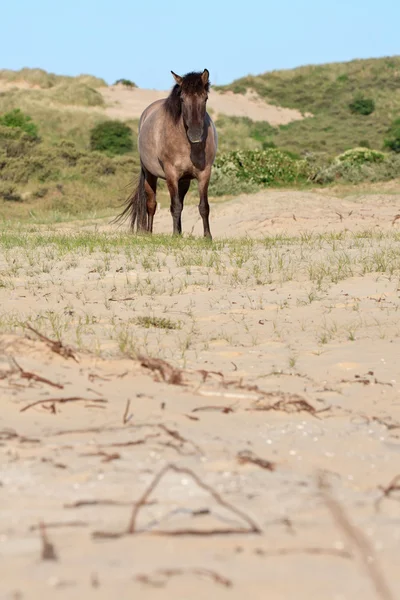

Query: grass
left=136, top=316, right=181, bottom=330
left=217, top=56, right=400, bottom=155
left=1, top=227, right=399, bottom=366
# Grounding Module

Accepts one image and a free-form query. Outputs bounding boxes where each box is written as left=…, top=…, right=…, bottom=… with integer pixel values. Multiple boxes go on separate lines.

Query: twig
left=93, top=463, right=261, bottom=538
left=375, top=475, right=400, bottom=512
left=8, top=357, right=64, bottom=389
left=158, top=424, right=203, bottom=455
left=127, top=464, right=260, bottom=535
left=254, top=546, right=351, bottom=559
left=237, top=450, right=275, bottom=471
left=135, top=567, right=232, bottom=588
left=319, top=474, right=394, bottom=600
left=64, top=499, right=156, bottom=509
left=31, top=521, right=87, bottom=531
left=25, top=324, right=78, bottom=362
left=80, top=451, right=120, bottom=462
left=39, top=521, right=58, bottom=561
left=20, top=397, right=107, bottom=413
left=192, top=405, right=234, bottom=413
left=139, top=355, right=184, bottom=385
left=123, top=399, right=131, bottom=424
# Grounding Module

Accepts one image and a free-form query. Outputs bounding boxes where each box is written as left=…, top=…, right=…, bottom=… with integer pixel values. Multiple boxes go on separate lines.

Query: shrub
left=336, top=147, right=385, bottom=165
left=313, top=151, right=400, bottom=185
left=90, top=120, right=133, bottom=155
left=349, top=94, right=375, bottom=115
left=0, top=109, right=39, bottom=140
left=114, top=78, right=137, bottom=88
left=384, top=118, right=400, bottom=153
left=78, top=153, right=116, bottom=179
left=56, top=140, right=83, bottom=166
left=0, top=182, right=22, bottom=202
left=214, top=148, right=311, bottom=187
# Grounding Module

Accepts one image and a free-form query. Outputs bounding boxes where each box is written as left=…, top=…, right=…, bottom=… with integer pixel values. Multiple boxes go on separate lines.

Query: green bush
left=213, top=149, right=311, bottom=187
left=312, top=151, right=400, bottom=184
left=90, top=120, right=133, bottom=155
left=384, top=118, right=400, bottom=153
left=349, top=94, right=375, bottom=115
left=0, top=108, right=39, bottom=140
left=114, top=78, right=137, bottom=88
left=336, top=147, right=385, bottom=165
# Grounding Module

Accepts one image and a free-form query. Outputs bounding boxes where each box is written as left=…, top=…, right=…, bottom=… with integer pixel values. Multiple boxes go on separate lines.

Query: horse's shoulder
left=140, top=99, right=166, bottom=128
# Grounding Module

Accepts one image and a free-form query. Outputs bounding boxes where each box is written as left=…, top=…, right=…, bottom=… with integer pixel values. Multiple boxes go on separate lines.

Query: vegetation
left=217, top=56, right=400, bottom=154
left=0, top=108, right=39, bottom=140
left=384, top=118, right=400, bottom=153
left=211, top=148, right=310, bottom=197
left=349, top=94, right=375, bottom=115
left=114, top=78, right=137, bottom=88
left=0, top=68, right=106, bottom=89
left=48, top=83, right=105, bottom=107
left=90, top=120, right=134, bottom=155
left=1, top=61, right=400, bottom=223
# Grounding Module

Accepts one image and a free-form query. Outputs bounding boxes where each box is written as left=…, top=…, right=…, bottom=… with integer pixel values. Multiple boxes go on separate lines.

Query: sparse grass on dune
left=1, top=228, right=400, bottom=359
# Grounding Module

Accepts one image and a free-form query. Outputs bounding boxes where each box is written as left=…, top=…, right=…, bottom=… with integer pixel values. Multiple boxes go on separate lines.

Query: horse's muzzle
left=188, top=130, right=203, bottom=144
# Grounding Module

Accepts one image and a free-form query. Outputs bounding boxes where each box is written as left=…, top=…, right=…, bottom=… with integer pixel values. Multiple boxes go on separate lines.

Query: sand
left=101, top=86, right=310, bottom=125
left=0, top=80, right=310, bottom=126
left=1, top=188, right=400, bottom=599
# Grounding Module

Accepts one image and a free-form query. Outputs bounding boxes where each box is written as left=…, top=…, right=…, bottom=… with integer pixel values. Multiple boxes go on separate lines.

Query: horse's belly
left=138, top=111, right=166, bottom=179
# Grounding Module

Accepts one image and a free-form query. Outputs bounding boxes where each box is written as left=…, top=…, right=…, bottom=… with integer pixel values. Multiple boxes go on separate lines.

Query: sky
left=1, top=0, right=399, bottom=90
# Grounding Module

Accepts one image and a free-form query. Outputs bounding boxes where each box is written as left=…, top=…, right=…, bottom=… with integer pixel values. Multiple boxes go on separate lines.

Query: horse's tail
left=113, top=168, right=148, bottom=232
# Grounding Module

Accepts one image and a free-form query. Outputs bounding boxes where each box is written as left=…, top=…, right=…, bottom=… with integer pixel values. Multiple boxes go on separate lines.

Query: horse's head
left=171, top=69, right=210, bottom=144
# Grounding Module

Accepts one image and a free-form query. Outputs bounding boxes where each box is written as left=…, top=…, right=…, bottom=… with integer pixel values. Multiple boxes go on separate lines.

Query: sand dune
left=101, top=85, right=310, bottom=125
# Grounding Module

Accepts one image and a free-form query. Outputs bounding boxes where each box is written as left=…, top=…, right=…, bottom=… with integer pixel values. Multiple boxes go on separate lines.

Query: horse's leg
left=144, top=171, right=158, bottom=234
left=166, top=171, right=182, bottom=235
left=197, top=171, right=212, bottom=240
left=177, top=179, right=191, bottom=232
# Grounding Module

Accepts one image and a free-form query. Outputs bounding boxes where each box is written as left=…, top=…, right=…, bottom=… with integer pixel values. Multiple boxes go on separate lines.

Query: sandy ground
left=1, top=190, right=400, bottom=599
left=0, top=80, right=310, bottom=125
left=101, top=86, right=310, bottom=125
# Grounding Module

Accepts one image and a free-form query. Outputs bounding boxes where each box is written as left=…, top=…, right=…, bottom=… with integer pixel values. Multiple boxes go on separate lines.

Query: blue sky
left=1, top=0, right=399, bottom=89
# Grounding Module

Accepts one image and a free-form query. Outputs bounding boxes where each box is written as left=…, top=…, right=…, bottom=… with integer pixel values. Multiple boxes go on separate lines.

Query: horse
left=115, top=69, right=218, bottom=240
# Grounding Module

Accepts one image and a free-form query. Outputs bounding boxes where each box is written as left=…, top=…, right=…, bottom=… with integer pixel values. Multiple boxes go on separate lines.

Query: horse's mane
left=164, top=71, right=210, bottom=123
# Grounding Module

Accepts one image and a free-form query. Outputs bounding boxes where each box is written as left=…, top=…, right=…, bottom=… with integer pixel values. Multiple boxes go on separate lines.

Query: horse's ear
left=201, top=69, right=210, bottom=85
left=171, top=71, right=183, bottom=86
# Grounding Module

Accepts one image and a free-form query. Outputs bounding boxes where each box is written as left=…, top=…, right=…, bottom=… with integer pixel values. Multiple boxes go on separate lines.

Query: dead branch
left=39, top=521, right=58, bottom=561
left=20, top=397, right=107, bottom=413
left=31, top=521, right=87, bottom=531
left=319, top=474, right=394, bottom=600
left=135, top=567, right=232, bottom=588
left=237, top=450, right=275, bottom=471
left=25, top=324, right=78, bottom=362
left=254, top=546, right=351, bottom=559
left=192, top=405, right=234, bottom=413
left=93, top=463, right=261, bottom=538
left=139, top=355, right=184, bottom=385
left=157, top=424, right=203, bottom=455
left=64, top=499, right=156, bottom=509
left=8, top=357, right=64, bottom=389
left=79, top=451, right=120, bottom=462
left=123, top=399, right=131, bottom=424
left=375, top=475, right=400, bottom=512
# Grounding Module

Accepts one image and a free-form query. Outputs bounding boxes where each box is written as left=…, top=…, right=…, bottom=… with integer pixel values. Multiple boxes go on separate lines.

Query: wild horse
left=115, top=69, right=217, bottom=239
